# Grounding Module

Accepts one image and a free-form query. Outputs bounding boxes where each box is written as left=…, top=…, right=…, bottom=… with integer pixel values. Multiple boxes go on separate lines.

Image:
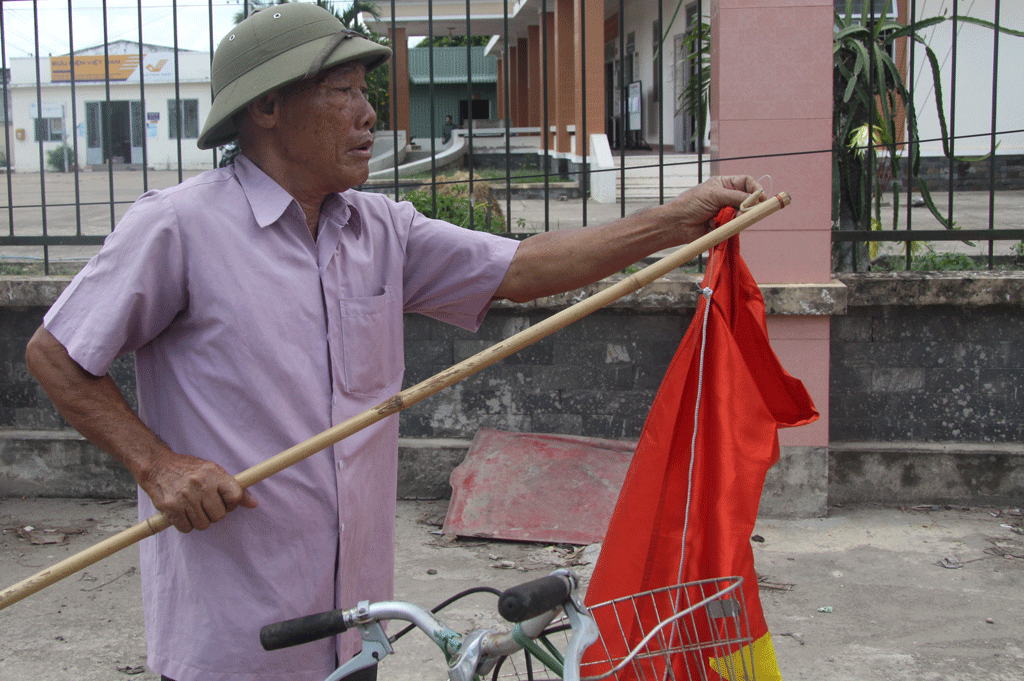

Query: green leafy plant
left=909, top=246, right=976, bottom=272
left=1011, top=241, right=1024, bottom=264
left=46, top=145, right=74, bottom=172
left=678, top=20, right=710, bottom=149
left=401, top=181, right=505, bottom=234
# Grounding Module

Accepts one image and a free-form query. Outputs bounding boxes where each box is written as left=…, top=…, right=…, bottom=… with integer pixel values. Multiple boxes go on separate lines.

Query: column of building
left=712, top=0, right=834, bottom=452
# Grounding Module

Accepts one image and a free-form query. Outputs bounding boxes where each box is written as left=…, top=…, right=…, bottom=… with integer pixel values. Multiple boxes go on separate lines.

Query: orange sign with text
left=50, top=55, right=146, bottom=82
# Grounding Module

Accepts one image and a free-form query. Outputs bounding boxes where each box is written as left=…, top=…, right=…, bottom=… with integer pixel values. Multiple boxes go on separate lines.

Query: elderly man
left=26, top=4, right=761, bottom=681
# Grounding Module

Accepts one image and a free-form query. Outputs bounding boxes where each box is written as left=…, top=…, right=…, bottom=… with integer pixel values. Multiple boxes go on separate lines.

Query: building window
left=167, top=99, right=199, bottom=139
left=34, top=117, right=63, bottom=142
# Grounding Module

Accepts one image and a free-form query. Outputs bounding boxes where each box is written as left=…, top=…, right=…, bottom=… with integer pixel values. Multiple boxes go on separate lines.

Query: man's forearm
left=24, top=326, right=173, bottom=484
left=494, top=176, right=762, bottom=304
left=496, top=205, right=693, bottom=303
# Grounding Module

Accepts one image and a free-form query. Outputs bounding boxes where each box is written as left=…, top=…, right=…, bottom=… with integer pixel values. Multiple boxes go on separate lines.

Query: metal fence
left=0, top=0, right=1021, bottom=274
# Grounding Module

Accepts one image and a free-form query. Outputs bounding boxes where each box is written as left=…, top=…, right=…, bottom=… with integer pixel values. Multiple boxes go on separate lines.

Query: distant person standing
left=442, top=114, right=456, bottom=144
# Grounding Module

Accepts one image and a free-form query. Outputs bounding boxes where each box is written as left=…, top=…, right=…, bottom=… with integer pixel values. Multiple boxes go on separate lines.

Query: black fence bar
left=657, top=0, right=664, bottom=205
left=464, top=0, right=474, bottom=230
left=0, top=0, right=10, bottom=238
left=68, top=0, right=82, bottom=236
left=946, top=2, right=957, bottom=238
left=986, top=0, right=1000, bottom=269
left=3, top=235, right=107, bottom=246
left=905, top=0, right=916, bottom=270
left=427, top=0, right=437, bottom=217
left=208, top=0, right=217, bottom=168
left=172, top=0, right=183, bottom=183
left=541, top=0, right=550, bottom=232
left=30, top=0, right=48, bottom=271
left=101, top=0, right=115, bottom=231
left=502, top=0, right=511, bottom=231
left=618, top=0, right=625, bottom=217
left=580, top=0, right=587, bottom=228
left=137, top=0, right=148, bottom=194
left=390, top=0, right=399, bottom=202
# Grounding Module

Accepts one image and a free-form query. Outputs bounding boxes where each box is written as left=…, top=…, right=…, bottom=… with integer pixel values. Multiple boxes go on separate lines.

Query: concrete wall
left=1, top=274, right=838, bottom=518
left=829, top=272, right=1024, bottom=507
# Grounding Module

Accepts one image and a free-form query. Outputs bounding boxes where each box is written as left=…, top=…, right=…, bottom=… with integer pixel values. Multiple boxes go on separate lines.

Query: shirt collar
left=234, top=154, right=355, bottom=236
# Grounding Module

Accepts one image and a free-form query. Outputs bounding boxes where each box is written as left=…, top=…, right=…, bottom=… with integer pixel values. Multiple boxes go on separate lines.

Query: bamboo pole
left=0, top=192, right=789, bottom=612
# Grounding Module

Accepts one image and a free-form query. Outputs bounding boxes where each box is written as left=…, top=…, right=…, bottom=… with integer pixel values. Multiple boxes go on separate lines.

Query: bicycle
left=260, top=568, right=759, bottom=681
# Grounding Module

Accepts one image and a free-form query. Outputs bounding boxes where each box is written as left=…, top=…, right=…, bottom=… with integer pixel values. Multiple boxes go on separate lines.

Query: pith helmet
left=197, top=2, right=391, bottom=150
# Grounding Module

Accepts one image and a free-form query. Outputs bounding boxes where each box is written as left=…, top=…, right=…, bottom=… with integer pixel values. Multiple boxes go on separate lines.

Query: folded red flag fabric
left=583, top=228, right=819, bottom=681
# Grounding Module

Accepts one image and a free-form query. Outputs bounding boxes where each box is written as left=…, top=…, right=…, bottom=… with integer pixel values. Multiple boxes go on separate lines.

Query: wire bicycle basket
left=494, top=576, right=756, bottom=681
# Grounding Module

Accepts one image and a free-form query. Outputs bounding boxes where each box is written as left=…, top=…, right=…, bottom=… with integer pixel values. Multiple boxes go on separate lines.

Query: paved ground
left=0, top=168, right=1021, bottom=268
left=1, top=497, right=1022, bottom=681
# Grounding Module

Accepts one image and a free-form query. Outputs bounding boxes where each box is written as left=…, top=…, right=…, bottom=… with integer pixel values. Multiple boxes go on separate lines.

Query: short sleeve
left=44, top=191, right=188, bottom=377
left=400, top=205, right=519, bottom=331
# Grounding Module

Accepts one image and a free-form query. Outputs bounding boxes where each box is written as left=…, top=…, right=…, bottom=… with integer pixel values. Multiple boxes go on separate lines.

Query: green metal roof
left=409, top=46, right=497, bottom=84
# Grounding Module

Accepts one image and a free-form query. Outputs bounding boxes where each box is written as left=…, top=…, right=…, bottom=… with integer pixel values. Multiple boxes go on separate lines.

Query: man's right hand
left=139, top=451, right=258, bottom=533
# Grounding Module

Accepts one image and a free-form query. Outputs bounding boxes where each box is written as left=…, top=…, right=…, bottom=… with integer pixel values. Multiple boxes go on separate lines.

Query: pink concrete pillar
left=386, top=27, right=410, bottom=136
left=508, top=43, right=519, bottom=126
left=495, top=53, right=505, bottom=124
left=527, top=27, right=541, bottom=128
left=516, top=38, right=530, bottom=128
left=574, top=0, right=605, bottom=144
left=711, top=0, right=833, bottom=448
left=543, top=12, right=557, bottom=150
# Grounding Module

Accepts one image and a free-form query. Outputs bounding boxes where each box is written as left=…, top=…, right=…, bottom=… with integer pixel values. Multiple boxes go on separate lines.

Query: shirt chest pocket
left=335, top=286, right=405, bottom=397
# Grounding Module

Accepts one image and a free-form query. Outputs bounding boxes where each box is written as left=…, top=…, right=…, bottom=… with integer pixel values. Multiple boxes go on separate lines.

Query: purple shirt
left=44, top=155, right=519, bottom=681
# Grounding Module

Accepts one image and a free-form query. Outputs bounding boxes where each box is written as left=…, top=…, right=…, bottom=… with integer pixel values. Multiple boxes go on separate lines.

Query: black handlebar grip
left=260, top=610, right=349, bottom=651
left=498, top=574, right=571, bottom=622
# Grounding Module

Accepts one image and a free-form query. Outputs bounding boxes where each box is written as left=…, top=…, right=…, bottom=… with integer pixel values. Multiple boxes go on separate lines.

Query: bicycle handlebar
left=497, top=572, right=573, bottom=623
left=260, top=609, right=350, bottom=651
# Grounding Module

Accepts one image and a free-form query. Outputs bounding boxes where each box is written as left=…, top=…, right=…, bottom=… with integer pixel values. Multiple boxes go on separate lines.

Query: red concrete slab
left=442, top=428, right=637, bottom=545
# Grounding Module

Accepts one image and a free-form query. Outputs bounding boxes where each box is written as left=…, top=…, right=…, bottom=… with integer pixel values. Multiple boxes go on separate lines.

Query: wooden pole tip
left=777, top=191, right=792, bottom=207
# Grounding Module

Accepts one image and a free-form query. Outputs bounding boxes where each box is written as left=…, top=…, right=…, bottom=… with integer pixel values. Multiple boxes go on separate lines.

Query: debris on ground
left=758, top=577, right=795, bottom=592
left=116, top=665, right=146, bottom=675
left=16, top=526, right=67, bottom=544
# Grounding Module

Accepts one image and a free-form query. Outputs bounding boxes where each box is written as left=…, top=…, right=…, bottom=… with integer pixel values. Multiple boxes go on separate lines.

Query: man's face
left=274, top=62, right=376, bottom=194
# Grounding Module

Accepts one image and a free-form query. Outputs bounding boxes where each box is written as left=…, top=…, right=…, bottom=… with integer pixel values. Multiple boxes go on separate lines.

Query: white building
left=8, top=41, right=213, bottom=173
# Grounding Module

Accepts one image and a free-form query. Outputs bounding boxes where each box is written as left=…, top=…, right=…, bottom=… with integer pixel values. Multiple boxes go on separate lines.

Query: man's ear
left=247, top=92, right=280, bottom=130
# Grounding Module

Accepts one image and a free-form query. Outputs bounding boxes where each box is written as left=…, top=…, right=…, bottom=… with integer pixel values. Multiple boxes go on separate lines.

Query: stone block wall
left=400, top=310, right=682, bottom=440
left=828, top=272, right=1024, bottom=507
left=830, top=272, right=1024, bottom=443
left=5, top=272, right=1023, bottom=511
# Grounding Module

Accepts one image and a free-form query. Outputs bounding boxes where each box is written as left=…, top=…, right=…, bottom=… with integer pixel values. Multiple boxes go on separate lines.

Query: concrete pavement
left=1, top=497, right=1022, bottom=680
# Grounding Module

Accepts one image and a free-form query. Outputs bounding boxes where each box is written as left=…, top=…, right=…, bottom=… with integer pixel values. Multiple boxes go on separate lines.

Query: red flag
left=583, top=226, right=818, bottom=681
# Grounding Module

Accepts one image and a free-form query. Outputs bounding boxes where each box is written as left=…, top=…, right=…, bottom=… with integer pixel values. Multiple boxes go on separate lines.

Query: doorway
left=86, top=100, right=144, bottom=165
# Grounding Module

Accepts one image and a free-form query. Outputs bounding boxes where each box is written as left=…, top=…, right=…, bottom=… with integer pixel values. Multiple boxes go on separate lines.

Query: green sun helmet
left=197, top=2, right=391, bottom=150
